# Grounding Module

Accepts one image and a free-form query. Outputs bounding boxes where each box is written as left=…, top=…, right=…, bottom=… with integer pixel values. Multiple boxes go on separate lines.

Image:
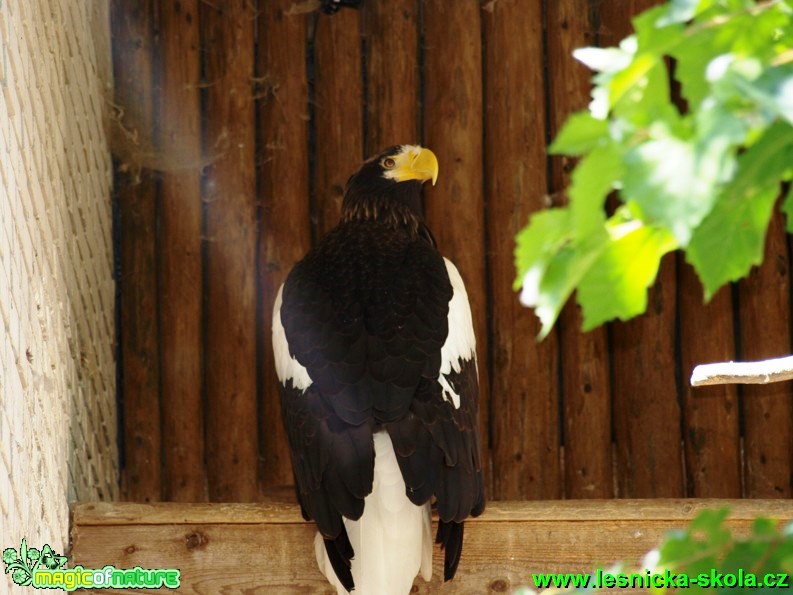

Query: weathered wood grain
left=111, top=0, right=162, bottom=503
left=422, top=0, right=490, bottom=496
left=313, top=8, right=364, bottom=238
left=71, top=500, right=793, bottom=594
left=256, top=0, right=313, bottom=492
left=545, top=0, right=613, bottom=499
left=739, top=210, right=792, bottom=498
left=678, top=260, right=741, bottom=497
left=598, top=0, right=684, bottom=499
left=72, top=499, right=793, bottom=526
left=156, top=0, right=206, bottom=502
left=201, top=0, right=259, bottom=502
left=363, top=0, right=418, bottom=154
left=484, top=0, right=560, bottom=500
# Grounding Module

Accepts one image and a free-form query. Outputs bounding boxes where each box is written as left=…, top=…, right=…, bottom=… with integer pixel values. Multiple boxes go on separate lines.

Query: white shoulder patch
left=439, top=258, right=477, bottom=409
left=272, top=284, right=313, bottom=392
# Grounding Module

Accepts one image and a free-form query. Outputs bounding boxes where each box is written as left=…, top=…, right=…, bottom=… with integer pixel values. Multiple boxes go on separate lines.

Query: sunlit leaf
left=688, top=122, right=793, bottom=298
left=550, top=111, right=609, bottom=155
left=577, top=223, right=676, bottom=330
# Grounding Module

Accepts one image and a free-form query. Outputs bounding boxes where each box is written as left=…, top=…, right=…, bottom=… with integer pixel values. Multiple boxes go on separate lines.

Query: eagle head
left=342, top=145, right=439, bottom=224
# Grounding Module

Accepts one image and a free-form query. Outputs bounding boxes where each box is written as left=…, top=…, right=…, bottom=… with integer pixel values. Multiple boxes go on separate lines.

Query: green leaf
left=533, top=232, right=610, bottom=338
left=634, top=5, right=685, bottom=53
left=688, top=122, right=793, bottom=298
left=577, top=222, right=676, bottom=329
left=689, top=507, right=730, bottom=534
left=549, top=111, right=609, bottom=155
left=689, top=185, right=780, bottom=299
left=783, top=182, right=793, bottom=233
left=733, top=66, right=793, bottom=125
left=622, top=132, right=722, bottom=246
left=513, top=209, right=572, bottom=291
left=753, top=517, right=778, bottom=537
left=670, top=28, right=726, bottom=109
left=517, top=0, right=793, bottom=337
left=19, top=539, right=28, bottom=571
left=568, top=142, right=623, bottom=238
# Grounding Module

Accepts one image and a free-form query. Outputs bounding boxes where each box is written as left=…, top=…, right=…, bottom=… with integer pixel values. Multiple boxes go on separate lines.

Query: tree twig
left=690, top=355, right=793, bottom=387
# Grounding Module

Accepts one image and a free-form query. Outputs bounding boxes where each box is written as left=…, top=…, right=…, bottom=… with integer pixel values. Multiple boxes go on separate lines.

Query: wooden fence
left=111, top=0, right=793, bottom=504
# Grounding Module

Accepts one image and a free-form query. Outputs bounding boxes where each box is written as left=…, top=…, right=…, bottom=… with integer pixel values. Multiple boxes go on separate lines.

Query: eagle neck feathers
left=341, top=185, right=424, bottom=237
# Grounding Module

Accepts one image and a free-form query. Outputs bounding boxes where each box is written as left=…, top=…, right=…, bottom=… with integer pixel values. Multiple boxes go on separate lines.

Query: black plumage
left=274, top=145, right=484, bottom=592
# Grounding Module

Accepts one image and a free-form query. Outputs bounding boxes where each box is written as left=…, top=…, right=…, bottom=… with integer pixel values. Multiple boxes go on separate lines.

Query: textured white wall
left=0, top=0, right=117, bottom=588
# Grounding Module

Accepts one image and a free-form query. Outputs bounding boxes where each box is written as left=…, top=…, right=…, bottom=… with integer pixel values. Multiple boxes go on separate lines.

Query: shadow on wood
left=70, top=499, right=793, bottom=594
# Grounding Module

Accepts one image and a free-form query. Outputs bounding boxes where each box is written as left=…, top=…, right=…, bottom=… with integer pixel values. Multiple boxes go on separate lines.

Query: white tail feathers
left=316, top=431, right=432, bottom=594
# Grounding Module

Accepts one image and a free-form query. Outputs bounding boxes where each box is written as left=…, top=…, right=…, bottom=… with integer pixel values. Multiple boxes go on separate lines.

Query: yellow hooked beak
left=385, top=146, right=439, bottom=186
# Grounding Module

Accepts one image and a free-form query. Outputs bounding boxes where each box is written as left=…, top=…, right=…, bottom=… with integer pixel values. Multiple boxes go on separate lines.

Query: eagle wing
left=272, top=221, right=484, bottom=588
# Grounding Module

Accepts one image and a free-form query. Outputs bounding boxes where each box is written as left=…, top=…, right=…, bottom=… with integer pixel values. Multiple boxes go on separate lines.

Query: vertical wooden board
left=595, top=0, right=656, bottom=46
left=678, top=262, right=741, bottom=497
left=156, top=0, right=206, bottom=502
left=257, top=0, right=312, bottom=490
left=201, top=0, right=258, bottom=502
left=313, top=9, right=364, bottom=239
left=422, top=0, right=490, bottom=495
left=363, top=0, right=418, bottom=154
left=111, top=0, right=162, bottom=503
left=610, top=259, right=683, bottom=498
left=484, top=0, right=561, bottom=500
left=597, top=0, right=684, bottom=499
left=545, top=0, right=613, bottom=499
left=740, top=210, right=792, bottom=498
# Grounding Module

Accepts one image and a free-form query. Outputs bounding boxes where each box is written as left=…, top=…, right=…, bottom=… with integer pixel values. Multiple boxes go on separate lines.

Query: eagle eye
left=383, top=157, right=396, bottom=169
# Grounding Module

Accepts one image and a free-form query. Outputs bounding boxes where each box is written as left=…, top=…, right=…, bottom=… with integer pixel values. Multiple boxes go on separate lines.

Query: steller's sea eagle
left=272, top=145, right=485, bottom=594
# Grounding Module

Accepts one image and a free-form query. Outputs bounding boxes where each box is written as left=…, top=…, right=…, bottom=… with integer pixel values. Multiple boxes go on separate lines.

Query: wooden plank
left=256, top=0, right=312, bottom=492
left=678, top=261, right=741, bottom=497
left=155, top=0, right=206, bottom=502
left=421, top=0, right=490, bottom=495
left=110, top=0, right=162, bottom=503
left=362, top=0, right=418, bottom=154
left=483, top=0, right=560, bottom=500
left=72, top=499, right=793, bottom=526
left=71, top=500, right=793, bottom=594
left=313, top=8, right=364, bottom=238
left=595, top=0, right=657, bottom=47
left=200, top=0, right=259, bottom=502
left=739, top=210, right=792, bottom=498
left=545, top=0, right=613, bottom=499
left=598, top=0, right=684, bottom=499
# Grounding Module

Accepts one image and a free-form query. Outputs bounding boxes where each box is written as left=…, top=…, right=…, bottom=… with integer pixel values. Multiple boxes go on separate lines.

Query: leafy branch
left=515, top=508, right=793, bottom=594
left=515, top=0, right=793, bottom=338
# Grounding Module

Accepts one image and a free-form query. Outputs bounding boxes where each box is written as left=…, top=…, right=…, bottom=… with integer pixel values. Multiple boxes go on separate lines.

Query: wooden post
left=484, top=0, right=561, bottom=500
left=422, top=0, right=490, bottom=495
left=363, top=0, right=419, bottom=154
left=740, top=210, right=792, bottom=498
left=313, top=9, right=364, bottom=239
left=257, top=0, right=312, bottom=491
left=111, top=0, right=162, bottom=503
left=545, top=0, right=613, bottom=499
left=201, top=0, right=259, bottom=502
left=599, top=0, right=685, bottom=498
left=155, top=0, right=206, bottom=502
left=678, top=261, right=741, bottom=497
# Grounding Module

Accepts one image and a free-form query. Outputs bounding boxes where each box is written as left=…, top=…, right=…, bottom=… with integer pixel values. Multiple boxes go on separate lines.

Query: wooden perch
left=691, top=355, right=793, bottom=387
left=71, top=500, right=793, bottom=593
